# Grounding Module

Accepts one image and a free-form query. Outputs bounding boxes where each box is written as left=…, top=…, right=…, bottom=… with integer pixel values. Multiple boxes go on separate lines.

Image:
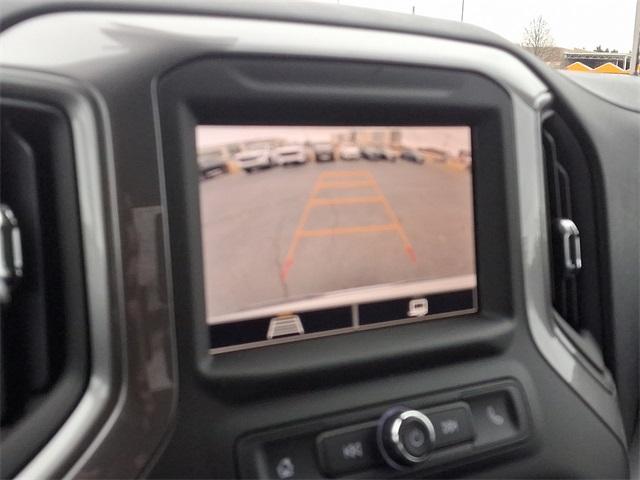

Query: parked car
left=362, top=146, right=395, bottom=161
left=233, top=149, right=273, bottom=172
left=400, top=149, right=425, bottom=164
left=422, top=147, right=447, bottom=163
left=383, top=148, right=400, bottom=161
left=338, top=144, right=361, bottom=161
left=313, top=143, right=334, bottom=162
left=198, top=150, right=230, bottom=179
left=199, top=161, right=229, bottom=179
left=271, top=145, right=308, bottom=166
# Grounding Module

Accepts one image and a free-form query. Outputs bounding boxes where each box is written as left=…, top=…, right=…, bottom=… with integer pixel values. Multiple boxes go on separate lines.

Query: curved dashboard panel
left=0, top=4, right=637, bottom=479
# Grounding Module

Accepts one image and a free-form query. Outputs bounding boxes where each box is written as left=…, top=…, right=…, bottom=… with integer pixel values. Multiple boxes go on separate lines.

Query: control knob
left=377, top=407, right=436, bottom=469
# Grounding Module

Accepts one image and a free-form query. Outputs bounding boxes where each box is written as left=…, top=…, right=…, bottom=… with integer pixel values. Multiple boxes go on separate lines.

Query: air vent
left=0, top=101, right=88, bottom=477
left=542, top=127, right=581, bottom=329
left=541, top=111, right=609, bottom=378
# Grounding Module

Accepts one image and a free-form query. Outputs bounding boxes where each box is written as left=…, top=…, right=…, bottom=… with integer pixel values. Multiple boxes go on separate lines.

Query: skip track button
left=317, top=423, right=382, bottom=476
left=427, top=403, right=475, bottom=449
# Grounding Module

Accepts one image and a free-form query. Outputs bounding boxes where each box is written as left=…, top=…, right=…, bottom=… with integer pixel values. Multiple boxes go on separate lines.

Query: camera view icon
left=267, top=315, right=305, bottom=339
left=407, top=298, right=429, bottom=318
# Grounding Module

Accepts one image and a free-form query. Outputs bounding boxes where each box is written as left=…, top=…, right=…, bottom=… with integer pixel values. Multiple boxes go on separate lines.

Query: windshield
left=308, top=0, right=640, bottom=74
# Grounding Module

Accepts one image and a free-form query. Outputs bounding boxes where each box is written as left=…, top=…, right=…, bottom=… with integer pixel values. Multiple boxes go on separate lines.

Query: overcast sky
left=308, top=0, right=637, bottom=52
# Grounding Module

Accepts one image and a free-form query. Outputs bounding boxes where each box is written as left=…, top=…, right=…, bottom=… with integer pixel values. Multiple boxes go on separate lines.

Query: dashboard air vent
left=0, top=101, right=88, bottom=477
left=542, top=127, right=581, bottom=329
left=541, top=111, right=609, bottom=378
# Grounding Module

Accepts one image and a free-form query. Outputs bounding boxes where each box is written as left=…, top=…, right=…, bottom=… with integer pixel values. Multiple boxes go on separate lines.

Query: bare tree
left=522, top=16, right=555, bottom=61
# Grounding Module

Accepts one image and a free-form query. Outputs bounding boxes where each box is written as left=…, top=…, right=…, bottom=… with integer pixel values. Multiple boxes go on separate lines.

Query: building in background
left=564, top=51, right=633, bottom=69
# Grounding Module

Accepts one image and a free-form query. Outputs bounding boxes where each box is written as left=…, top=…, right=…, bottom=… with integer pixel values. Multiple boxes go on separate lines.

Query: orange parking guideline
left=280, top=169, right=416, bottom=281
left=366, top=175, right=417, bottom=262
left=319, top=170, right=371, bottom=177
left=298, top=224, right=398, bottom=237
left=309, top=196, right=384, bottom=206
left=316, top=180, right=375, bottom=190
left=280, top=181, right=322, bottom=281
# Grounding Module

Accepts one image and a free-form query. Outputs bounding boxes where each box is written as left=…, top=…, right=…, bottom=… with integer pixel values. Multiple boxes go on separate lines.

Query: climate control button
left=377, top=407, right=436, bottom=469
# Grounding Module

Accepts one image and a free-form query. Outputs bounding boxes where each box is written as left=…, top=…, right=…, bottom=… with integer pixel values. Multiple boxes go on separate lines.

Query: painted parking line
left=309, top=196, right=384, bottom=206
left=298, top=224, right=398, bottom=237
left=316, top=180, right=376, bottom=190
left=280, top=169, right=416, bottom=281
left=365, top=174, right=417, bottom=262
left=318, top=170, right=371, bottom=177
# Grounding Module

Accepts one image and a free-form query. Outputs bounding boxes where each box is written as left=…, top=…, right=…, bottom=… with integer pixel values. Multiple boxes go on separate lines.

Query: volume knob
left=377, top=407, right=436, bottom=469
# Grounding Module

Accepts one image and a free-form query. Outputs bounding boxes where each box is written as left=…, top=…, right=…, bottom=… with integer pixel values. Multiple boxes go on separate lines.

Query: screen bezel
left=157, top=56, right=516, bottom=395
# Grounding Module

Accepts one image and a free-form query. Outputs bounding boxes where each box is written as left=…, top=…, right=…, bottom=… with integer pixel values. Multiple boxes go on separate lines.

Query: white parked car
left=339, top=144, right=361, bottom=161
left=312, top=143, right=335, bottom=162
left=271, top=145, right=308, bottom=166
left=233, top=149, right=272, bottom=172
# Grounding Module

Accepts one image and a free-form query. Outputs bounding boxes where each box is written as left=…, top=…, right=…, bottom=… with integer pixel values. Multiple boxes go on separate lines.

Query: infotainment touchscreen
left=197, top=126, right=477, bottom=353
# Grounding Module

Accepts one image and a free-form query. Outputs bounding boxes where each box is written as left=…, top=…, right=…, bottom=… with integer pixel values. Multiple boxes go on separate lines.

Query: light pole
left=461, top=0, right=465, bottom=22
left=630, top=0, right=640, bottom=74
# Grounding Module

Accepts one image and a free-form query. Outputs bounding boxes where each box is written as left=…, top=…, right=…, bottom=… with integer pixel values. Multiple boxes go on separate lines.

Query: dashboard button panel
left=237, top=380, right=530, bottom=478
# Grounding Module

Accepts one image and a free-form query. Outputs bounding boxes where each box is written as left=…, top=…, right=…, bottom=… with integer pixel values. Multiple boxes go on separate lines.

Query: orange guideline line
left=280, top=169, right=416, bottom=281
left=280, top=179, right=324, bottom=281
left=316, top=180, right=375, bottom=190
left=349, top=171, right=416, bottom=261
left=309, top=196, right=384, bottom=206
left=319, top=170, right=370, bottom=176
left=366, top=173, right=417, bottom=262
left=298, top=224, right=398, bottom=237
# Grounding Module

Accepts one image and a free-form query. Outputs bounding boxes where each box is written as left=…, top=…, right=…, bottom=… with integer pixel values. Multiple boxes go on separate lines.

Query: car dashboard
left=0, top=2, right=638, bottom=479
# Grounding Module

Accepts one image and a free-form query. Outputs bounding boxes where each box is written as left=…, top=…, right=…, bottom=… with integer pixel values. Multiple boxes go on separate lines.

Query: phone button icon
left=486, top=405, right=505, bottom=426
left=469, top=393, right=518, bottom=445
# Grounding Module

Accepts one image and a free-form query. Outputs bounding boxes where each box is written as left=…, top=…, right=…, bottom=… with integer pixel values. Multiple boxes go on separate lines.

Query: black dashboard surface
left=0, top=2, right=638, bottom=479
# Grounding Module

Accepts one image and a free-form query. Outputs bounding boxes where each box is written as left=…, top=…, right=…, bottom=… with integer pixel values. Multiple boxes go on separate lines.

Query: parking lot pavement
left=200, top=160, right=475, bottom=319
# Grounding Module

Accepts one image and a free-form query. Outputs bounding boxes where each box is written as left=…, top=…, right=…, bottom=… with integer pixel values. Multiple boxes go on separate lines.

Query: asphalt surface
left=200, top=160, right=475, bottom=319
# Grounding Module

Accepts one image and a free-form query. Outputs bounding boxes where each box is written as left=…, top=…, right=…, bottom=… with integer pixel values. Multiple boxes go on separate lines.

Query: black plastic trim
left=0, top=99, right=89, bottom=478
left=236, top=379, right=532, bottom=479
left=2, top=0, right=637, bottom=441
left=157, top=57, right=515, bottom=398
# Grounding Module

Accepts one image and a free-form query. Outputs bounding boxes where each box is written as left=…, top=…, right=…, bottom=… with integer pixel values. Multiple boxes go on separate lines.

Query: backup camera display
left=197, top=126, right=477, bottom=353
